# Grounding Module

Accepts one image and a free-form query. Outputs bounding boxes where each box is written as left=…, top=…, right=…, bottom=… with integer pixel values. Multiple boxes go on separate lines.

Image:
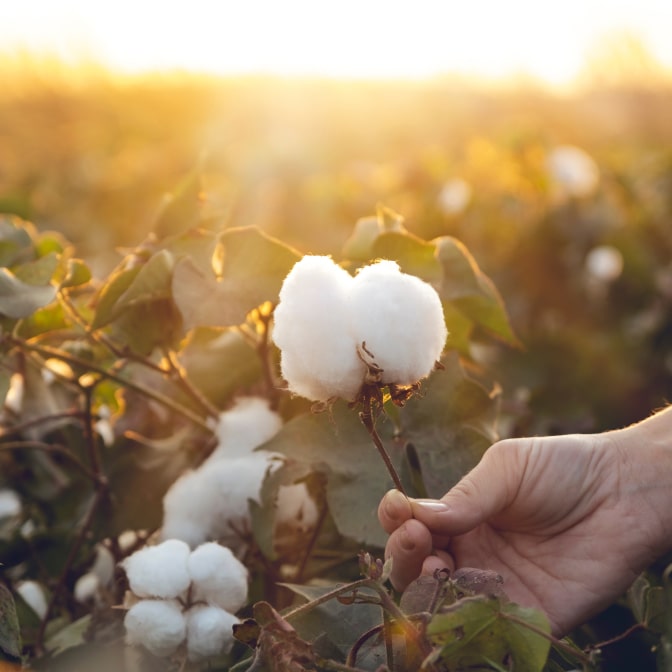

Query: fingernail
left=384, top=488, right=410, bottom=518
left=413, top=499, right=449, bottom=513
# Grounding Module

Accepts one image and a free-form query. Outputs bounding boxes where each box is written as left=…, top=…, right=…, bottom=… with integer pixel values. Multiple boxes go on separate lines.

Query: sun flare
left=1, top=0, right=671, bottom=85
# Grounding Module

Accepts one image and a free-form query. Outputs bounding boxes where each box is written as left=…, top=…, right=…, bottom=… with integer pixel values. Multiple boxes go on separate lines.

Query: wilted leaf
left=425, top=596, right=551, bottom=672
left=0, top=584, right=21, bottom=660
left=280, top=583, right=382, bottom=661
left=0, top=268, right=56, bottom=318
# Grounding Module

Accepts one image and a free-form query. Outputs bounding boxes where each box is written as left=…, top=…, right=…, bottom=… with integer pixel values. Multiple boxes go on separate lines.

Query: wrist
left=608, top=406, right=672, bottom=559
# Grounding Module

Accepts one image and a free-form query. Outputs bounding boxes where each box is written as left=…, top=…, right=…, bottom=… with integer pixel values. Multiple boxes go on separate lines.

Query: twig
left=0, top=409, right=96, bottom=439
left=163, top=348, right=220, bottom=419
left=9, top=338, right=210, bottom=431
left=587, top=622, right=647, bottom=652
left=359, top=397, right=406, bottom=495
left=293, top=497, right=328, bottom=584
left=0, top=441, right=100, bottom=483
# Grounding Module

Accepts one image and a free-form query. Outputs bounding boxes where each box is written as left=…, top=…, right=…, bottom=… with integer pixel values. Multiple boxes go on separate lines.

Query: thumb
left=410, top=439, right=521, bottom=536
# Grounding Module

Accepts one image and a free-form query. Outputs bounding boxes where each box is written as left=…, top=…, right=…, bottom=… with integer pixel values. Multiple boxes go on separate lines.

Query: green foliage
left=2, top=71, right=672, bottom=670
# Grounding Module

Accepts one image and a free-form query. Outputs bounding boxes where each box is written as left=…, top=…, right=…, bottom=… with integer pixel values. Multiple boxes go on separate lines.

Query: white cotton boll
left=186, top=605, right=239, bottom=661
left=585, top=245, right=623, bottom=282
left=0, top=489, right=21, bottom=519
left=16, top=580, right=48, bottom=619
left=74, top=572, right=100, bottom=604
left=124, top=599, right=186, bottom=658
left=121, top=539, right=191, bottom=599
left=118, top=529, right=141, bottom=553
left=4, top=373, right=24, bottom=414
left=209, top=396, right=283, bottom=461
left=162, top=454, right=280, bottom=551
left=188, top=543, right=248, bottom=612
left=350, top=261, right=447, bottom=386
left=547, top=145, right=599, bottom=197
left=91, top=543, right=115, bottom=587
left=272, top=255, right=364, bottom=402
left=437, top=178, right=472, bottom=215
left=276, top=483, right=319, bottom=530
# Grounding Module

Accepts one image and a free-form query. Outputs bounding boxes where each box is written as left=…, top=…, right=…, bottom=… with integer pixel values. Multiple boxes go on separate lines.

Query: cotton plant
left=161, top=396, right=318, bottom=550
left=272, top=256, right=447, bottom=492
left=121, top=540, right=248, bottom=662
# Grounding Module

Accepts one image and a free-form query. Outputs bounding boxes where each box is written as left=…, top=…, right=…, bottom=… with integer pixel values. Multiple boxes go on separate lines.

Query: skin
left=378, top=407, right=672, bottom=636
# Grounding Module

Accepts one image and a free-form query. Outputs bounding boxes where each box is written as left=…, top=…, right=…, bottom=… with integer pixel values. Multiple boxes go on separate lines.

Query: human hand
left=378, top=416, right=672, bottom=636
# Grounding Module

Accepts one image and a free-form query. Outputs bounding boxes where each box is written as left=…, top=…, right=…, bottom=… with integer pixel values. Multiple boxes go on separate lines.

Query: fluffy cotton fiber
left=186, top=605, right=239, bottom=661
left=188, top=542, right=248, bottom=613
left=210, top=396, right=283, bottom=460
left=121, top=539, right=191, bottom=599
left=272, top=256, right=447, bottom=402
left=272, top=255, right=365, bottom=402
left=162, top=454, right=279, bottom=549
left=350, top=260, right=447, bottom=385
left=124, top=599, right=186, bottom=657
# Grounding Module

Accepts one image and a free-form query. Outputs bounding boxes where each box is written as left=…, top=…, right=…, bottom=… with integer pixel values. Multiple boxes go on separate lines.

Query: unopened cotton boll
left=121, top=539, right=191, bottom=599
left=350, top=261, right=447, bottom=386
left=186, top=605, right=239, bottom=661
left=188, top=543, right=248, bottom=612
left=124, top=599, right=186, bottom=658
left=272, top=255, right=364, bottom=402
left=209, top=396, right=283, bottom=461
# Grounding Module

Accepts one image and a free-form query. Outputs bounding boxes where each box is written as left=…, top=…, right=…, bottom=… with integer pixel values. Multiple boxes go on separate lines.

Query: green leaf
left=179, top=328, right=262, bottom=408
left=281, top=583, right=383, bottom=662
left=0, top=268, right=56, bottom=318
left=12, top=252, right=59, bottom=286
left=113, top=249, right=174, bottom=307
left=0, top=584, right=21, bottom=660
left=0, top=216, right=34, bottom=268
left=425, top=596, right=551, bottom=672
left=262, top=354, right=497, bottom=547
left=435, top=236, right=519, bottom=346
left=91, top=264, right=141, bottom=329
left=16, top=303, right=69, bottom=339
left=173, top=227, right=301, bottom=329
left=372, top=231, right=442, bottom=283
left=60, top=259, right=92, bottom=289
left=43, top=615, right=91, bottom=657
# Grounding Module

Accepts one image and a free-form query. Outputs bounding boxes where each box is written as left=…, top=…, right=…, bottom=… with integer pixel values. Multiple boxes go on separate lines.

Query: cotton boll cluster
left=272, top=256, right=447, bottom=402
left=161, top=396, right=318, bottom=551
left=122, top=540, right=247, bottom=661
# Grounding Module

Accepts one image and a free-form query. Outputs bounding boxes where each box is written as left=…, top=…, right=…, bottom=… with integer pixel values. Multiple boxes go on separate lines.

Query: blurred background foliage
left=1, top=60, right=670, bottom=436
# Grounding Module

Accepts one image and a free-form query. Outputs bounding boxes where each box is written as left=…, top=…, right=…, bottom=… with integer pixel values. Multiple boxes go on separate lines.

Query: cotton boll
left=0, top=489, right=21, bottom=519
left=162, top=454, right=280, bottom=551
left=74, top=572, right=100, bottom=604
left=161, top=469, right=213, bottom=548
left=276, top=483, right=319, bottom=530
left=16, top=580, right=48, bottom=619
left=124, top=599, right=186, bottom=658
left=121, top=539, right=191, bottom=599
left=350, top=261, right=447, bottom=386
left=547, top=145, right=599, bottom=197
left=209, top=397, right=283, bottom=461
left=188, top=543, right=248, bottom=612
left=272, top=255, right=364, bottom=402
left=437, top=178, right=471, bottom=216
left=186, top=605, right=239, bottom=661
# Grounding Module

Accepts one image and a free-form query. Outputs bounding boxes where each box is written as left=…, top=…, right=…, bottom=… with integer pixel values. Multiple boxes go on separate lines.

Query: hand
left=378, top=412, right=672, bottom=636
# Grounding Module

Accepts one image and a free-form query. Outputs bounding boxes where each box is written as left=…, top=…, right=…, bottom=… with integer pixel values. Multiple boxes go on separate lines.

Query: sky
left=0, top=0, right=671, bottom=84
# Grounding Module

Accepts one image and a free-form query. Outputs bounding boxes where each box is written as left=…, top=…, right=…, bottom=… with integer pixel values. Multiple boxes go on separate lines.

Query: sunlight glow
left=1, top=0, right=671, bottom=84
